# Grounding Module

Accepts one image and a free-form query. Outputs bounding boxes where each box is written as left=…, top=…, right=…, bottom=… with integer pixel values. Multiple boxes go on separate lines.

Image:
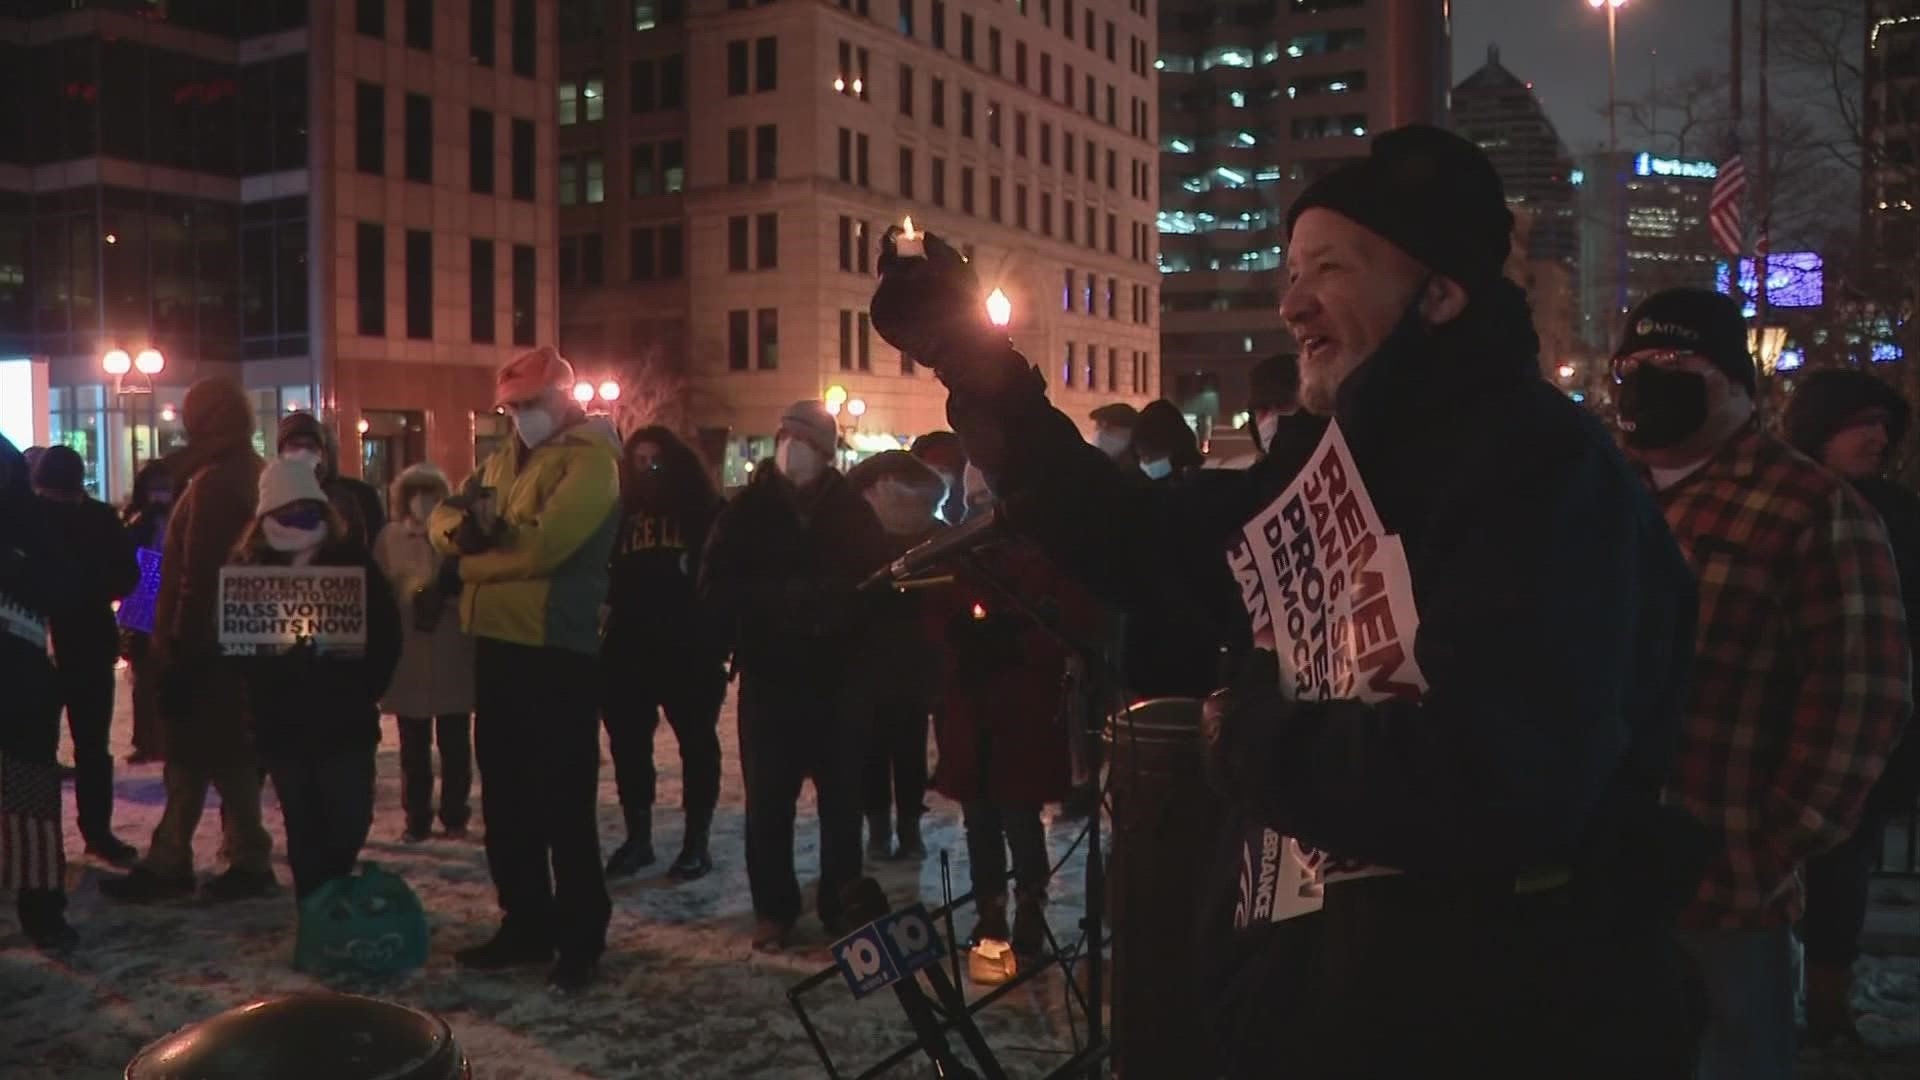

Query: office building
left=1451, top=45, right=1576, bottom=267
left=553, top=0, right=1160, bottom=484
left=1155, top=0, right=1449, bottom=430
left=1577, top=149, right=1719, bottom=349
left=1867, top=2, right=1919, bottom=266
left=0, top=1, right=558, bottom=503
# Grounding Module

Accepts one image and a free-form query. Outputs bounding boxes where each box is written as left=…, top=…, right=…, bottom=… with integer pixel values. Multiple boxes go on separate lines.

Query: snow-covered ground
left=0, top=676, right=1099, bottom=1078
left=6, top=672, right=1920, bottom=1078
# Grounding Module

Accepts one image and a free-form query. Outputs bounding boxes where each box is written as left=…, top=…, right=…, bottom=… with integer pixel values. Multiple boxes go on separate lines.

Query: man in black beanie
left=867, top=123, right=1704, bottom=1075
left=1615, top=288, right=1910, bottom=1079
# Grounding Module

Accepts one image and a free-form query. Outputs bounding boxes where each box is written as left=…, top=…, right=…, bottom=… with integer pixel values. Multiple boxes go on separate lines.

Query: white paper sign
left=218, top=566, right=368, bottom=655
left=1224, top=420, right=1428, bottom=925
left=0, top=588, right=47, bottom=650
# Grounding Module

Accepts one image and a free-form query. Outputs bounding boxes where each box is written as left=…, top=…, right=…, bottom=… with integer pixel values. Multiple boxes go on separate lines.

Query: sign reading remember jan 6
left=217, top=566, right=367, bottom=656
left=1223, top=420, right=1428, bottom=927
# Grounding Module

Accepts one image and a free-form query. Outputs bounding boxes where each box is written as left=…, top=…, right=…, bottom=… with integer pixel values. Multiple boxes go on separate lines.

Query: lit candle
left=896, top=216, right=925, bottom=259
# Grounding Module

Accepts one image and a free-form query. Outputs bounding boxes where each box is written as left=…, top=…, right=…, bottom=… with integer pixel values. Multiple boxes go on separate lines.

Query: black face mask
left=1617, top=365, right=1709, bottom=450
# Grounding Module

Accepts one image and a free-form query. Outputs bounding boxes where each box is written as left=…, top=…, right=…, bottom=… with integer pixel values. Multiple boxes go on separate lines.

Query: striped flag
left=1709, top=150, right=1748, bottom=257
left=1, top=756, right=66, bottom=890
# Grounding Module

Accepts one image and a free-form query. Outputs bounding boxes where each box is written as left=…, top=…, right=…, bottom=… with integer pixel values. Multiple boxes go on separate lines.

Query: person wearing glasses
left=1612, top=287, right=1912, bottom=1080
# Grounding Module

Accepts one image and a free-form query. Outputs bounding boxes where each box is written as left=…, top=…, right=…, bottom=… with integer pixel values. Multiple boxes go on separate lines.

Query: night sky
left=1452, top=0, right=1735, bottom=156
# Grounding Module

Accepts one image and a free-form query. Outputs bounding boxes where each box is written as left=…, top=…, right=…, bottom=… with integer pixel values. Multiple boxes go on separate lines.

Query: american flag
left=1709, top=150, right=1748, bottom=258
left=1, top=756, right=66, bottom=890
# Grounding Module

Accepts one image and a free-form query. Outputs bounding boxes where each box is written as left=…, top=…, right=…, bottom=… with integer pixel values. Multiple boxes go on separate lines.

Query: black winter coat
left=940, top=298, right=1697, bottom=1071
left=38, top=495, right=140, bottom=666
left=230, top=542, right=402, bottom=758
left=0, top=436, right=72, bottom=755
left=605, top=497, right=726, bottom=677
left=699, top=468, right=891, bottom=687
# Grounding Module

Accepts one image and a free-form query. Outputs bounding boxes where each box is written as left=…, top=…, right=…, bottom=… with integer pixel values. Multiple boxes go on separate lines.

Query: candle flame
left=901, top=216, right=917, bottom=240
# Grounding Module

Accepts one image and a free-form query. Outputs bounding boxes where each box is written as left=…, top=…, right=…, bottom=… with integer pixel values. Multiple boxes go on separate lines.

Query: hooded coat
left=1784, top=369, right=1920, bottom=812
left=31, top=463, right=139, bottom=667
left=277, top=412, right=387, bottom=551
left=0, top=435, right=68, bottom=758
left=150, top=380, right=265, bottom=767
left=374, top=463, right=476, bottom=717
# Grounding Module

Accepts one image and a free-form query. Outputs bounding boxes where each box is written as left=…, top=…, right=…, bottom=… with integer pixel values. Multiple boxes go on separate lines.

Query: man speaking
left=869, top=126, right=1704, bottom=1076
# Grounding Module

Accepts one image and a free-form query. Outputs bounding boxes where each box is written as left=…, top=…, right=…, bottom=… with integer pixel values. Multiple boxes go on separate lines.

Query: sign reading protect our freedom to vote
left=1223, top=420, right=1428, bottom=927
left=217, top=566, right=367, bottom=656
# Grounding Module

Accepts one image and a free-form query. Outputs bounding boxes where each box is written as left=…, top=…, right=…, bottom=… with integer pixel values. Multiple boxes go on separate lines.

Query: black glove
left=1201, top=649, right=1286, bottom=799
left=871, top=226, right=1015, bottom=391
left=412, top=584, right=448, bottom=633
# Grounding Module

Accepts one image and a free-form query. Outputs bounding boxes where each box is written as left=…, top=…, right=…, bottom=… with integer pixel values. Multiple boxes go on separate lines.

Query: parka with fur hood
left=374, top=463, right=475, bottom=717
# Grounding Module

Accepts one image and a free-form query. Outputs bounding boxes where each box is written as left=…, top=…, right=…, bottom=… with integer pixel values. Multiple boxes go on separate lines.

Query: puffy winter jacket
left=429, top=411, right=621, bottom=655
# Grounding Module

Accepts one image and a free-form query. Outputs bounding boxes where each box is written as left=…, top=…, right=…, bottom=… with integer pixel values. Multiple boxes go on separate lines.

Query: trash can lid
left=126, top=992, right=464, bottom=1080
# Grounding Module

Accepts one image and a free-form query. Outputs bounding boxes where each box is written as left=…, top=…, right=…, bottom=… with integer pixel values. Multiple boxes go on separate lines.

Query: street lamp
left=103, top=346, right=163, bottom=486
left=847, top=397, right=867, bottom=419
left=986, top=287, right=1012, bottom=327
left=1587, top=0, right=1627, bottom=153
left=573, top=379, right=620, bottom=413
left=598, top=380, right=621, bottom=402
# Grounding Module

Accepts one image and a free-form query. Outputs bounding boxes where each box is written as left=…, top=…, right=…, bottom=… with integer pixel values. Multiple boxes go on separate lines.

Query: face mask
left=262, top=517, right=327, bottom=553
left=512, top=406, right=557, bottom=447
left=409, top=494, right=438, bottom=522
left=1141, top=458, right=1174, bottom=480
left=281, top=447, right=323, bottom=470
left=1095, top=431, right=1130, bottom=457
left=775, top=439, right=824, bottom=486
left=1617, top=366, right=1709, bottom=451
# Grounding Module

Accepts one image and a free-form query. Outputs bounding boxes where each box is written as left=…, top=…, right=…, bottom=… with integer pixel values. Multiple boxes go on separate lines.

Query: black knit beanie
left=1287, top=124, right=1514, bottom=294
left=1613, top=288, right=1757, bottom=395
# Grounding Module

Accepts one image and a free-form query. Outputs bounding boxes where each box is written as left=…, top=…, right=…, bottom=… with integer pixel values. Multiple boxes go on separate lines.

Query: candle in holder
left=895, top=216, right=925, bottom=259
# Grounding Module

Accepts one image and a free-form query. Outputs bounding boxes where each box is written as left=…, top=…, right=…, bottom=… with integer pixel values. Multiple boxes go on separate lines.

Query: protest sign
left=217, top=566, right=368, bottom=656
left=1224, top=420, right=1428, bottom=926
left=116, top=547, right=163, bottom=635
left=1, top=588, right=47, bottom=649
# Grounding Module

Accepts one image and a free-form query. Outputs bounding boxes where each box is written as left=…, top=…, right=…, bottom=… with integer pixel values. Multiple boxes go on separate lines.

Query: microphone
left=862, top=502, right=1004, bottom=590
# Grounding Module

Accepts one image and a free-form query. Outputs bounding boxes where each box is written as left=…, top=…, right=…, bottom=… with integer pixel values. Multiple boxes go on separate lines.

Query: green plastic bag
left=293, top=862, right=430, bottom=977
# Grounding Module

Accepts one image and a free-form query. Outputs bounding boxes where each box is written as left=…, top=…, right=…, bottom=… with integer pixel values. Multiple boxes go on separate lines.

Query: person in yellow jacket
left=429, top=345, right=621, bottom=993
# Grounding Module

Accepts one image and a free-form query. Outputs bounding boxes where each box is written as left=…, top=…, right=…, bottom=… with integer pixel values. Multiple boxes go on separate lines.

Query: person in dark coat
left=870, top=124, right=1703, bottom=1077
left=229, top=459, right=402, bottom=900
left=845, top=450, right=946, bottom=862
left=700, top=400, right=892, bottom=950
left=601, top=425, right=729, bottom=882
left=0, top=434, right=80, bottom=953
left=278, top=412, right=386, bottom=551
left=1132, top=400, right=1204, bottom=483
left=123, top=458, right=178, bottom=764
left=1783, top=367, right=1920, bottom=1047
left=32, top=445, right=141, bottom=866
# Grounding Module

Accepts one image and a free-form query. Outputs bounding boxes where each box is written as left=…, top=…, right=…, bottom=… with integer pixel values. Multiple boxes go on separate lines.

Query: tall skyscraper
left=1577, top=148, right=1719, bottom=348
left=1155, top=0, right=1449, bottom=429
left=1451, top=45, right=1577, bottom=268
left=1866, top=2, right=1920, bottom=268
left=0, top=1, right=560, bottom=502
left=555, top=0, right=1161, bottom=484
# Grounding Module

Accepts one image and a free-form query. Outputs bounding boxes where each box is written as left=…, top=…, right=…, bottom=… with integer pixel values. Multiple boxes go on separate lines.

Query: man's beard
left=1296, top=354, right=1356, bottom=415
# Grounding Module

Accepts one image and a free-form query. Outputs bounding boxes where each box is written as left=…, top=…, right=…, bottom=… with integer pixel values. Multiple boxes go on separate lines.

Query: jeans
left=863, top=703, right=929, bottom=830
left=267, top=749, right=376, bottom=899
left=473, top=638, right=610, bottom=959
left=601, top=661, right=725, bottom=829
left=738, top=674, right=863, bottom=927
left=1675, top=926, right=1798, bottom=1080
left=1802, top=813, right=1883, bottom=969
left=56, top=654, right=118, bottom=845
left=397, top=714, right=472, bottom=833
left=143, top=757, right=273, bottom=879
left=962, top=801, right=1050, bottom=899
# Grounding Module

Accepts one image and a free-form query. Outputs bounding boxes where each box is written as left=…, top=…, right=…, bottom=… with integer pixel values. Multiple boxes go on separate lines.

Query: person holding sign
left=430, top=345, right=622, bottom=993
left=226, top=459, right=400, bottom=901
left=869, top=126, right=1705, bottom=1076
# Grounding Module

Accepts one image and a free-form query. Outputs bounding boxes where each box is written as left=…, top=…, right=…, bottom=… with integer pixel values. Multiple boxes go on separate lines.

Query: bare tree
left=1611, top=67, right=1734, bottom=158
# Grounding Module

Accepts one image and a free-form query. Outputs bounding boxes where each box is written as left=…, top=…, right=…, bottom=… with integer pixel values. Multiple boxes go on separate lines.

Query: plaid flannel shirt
left=1654, top=429, right=1912, bottom=930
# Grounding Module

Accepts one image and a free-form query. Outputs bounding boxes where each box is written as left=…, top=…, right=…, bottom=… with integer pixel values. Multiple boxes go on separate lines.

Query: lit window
left=584, top=77, right=605, bottom=122
left=1229, top=91, right=1245, bottom=108
left=558, top=83, right=578, bottom=125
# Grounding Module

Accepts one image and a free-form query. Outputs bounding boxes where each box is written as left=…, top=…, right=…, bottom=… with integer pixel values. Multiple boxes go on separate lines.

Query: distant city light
left=1634, top=152, right=1718, bottom=180
left=1776, top=349, right=1806, bottom=372
left=1570, top=168, right=1585, bottom=186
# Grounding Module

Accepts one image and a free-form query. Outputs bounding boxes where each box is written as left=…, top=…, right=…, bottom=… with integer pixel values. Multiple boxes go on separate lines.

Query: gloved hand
left=1201, top=649, right=1286, bottom=799
left=871, top=226, right=1013, bottom=391
left=450, top=511, right=496, bottom=556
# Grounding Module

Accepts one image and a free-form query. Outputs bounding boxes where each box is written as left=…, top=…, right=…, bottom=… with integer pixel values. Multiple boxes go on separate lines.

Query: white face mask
left=409, top=494, right=438, bottom=522
left=1256, top=414, right=1281, bottom=451
left=1095, top=431, right=1131, bottom=458
left=511, top=406, right=557, bottom=447
left=775, top=439, right=824, bottom=486
left=1140, top=458, right=1173, bottom=480
left=281, top=447, right=323, bottom=470
left=262, top=518, right=328, bottom=553
left=864, top=479, right=936, bottom=536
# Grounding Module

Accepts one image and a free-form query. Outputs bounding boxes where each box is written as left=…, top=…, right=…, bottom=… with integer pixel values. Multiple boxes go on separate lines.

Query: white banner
left=1224, top=420, right=1428, bottom=925
left=218, top=566, right=368, bottom=655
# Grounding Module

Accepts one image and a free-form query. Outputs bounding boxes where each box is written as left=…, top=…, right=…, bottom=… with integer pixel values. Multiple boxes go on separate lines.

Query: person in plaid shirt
left=1613, top=288, right=1913, bottom=1080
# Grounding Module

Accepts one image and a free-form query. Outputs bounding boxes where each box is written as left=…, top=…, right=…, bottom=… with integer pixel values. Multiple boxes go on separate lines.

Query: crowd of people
left=3, top=120, right=1919, bottom=1075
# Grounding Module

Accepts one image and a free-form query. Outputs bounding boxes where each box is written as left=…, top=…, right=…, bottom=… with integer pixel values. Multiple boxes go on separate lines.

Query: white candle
left=896, top=216, right=925, bottom=259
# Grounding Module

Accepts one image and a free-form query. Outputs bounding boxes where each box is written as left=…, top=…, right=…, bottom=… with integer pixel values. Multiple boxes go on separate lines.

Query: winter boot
left=456, top=925, right=555, bottom=970
left=667, top=808, right=714, bottom=882
left=752, top=917, right=795, bottom=952
left=98, top=867, right=195, bottom=904
left=1012, top=891, right=1048, bottom=957
left=605, top=807, right=656, bottom=878
left=18, top=889, right=78, bottom=956
left=1805, top=962, right=1862, bottom=1048
left=967, top=892, right=1011, bottom=949
left=866, top=812, right=893, bottom=861
left=547, top=951, right=600, bottom=994
left=203, top=867, right=280, bottom=902
left=892, top=815, right=927, bottom=861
